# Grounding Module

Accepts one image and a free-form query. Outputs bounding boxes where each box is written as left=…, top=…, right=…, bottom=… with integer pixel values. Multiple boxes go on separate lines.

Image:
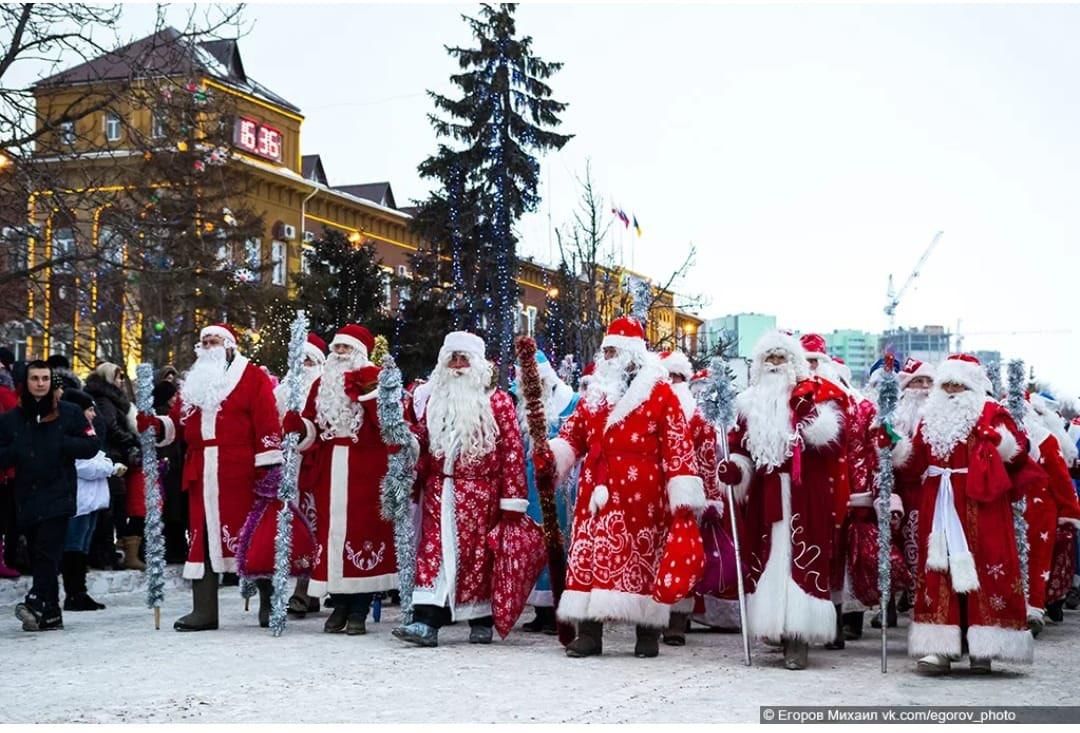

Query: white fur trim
left=309, top=573, right=398, bottom=596
left=303, top=342, right=326, bottom=365
left=329, top=333, right=368, bottom=360
left=549, top=437, right=578, bottom=485
left=326, top=445, right=349, bottom=594
left=728, top=454, right=754, bottom=504
left=892, top=436, right=913, bottom=468
left=948, top=551, right=980, bottom=593
left=589, top=485, right=609, bottom=515
left=706, top=499, right=725, bottom=518
left=907, top=622, right=962, bottom=658
left=926, top=531, right=948, bottom=571
left=297, top=418, right=317, bottom=452
left=600, top=333, right=647, bottom=355
left=935, top=358, right=991, bottom=395
left=966, top=625, right=1034, bottom=664
left=254, top=449, right=282, bottom=467
left=667, top=474, right=705, bottom=512
left=500, top=498, right=529, bottom=513
left=557, top=588, right=670, bottom=628
left=604, top=358, right=667, bottom=432
left=200, top=325, right=236, bottom=346
left=442, top=331, right=485, bottom=356
left=156, top=415, right=176, bottom=448
left=899, top=361, right=935, bottom=390
left=800, top=401, right=842, bottom=448
left=182, top=561, right=205, bottom=580
left=751, top=330, right=810, bottom=382
left=996, top=426, right=1020, bottom=462
left=1058, top=517, right=1080, bottom=529
left=660, top=350, right=693, bottom=380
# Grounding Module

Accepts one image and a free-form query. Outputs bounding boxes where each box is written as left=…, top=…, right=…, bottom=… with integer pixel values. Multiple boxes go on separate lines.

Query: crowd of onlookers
left=0, top=348, right=191, bottom=627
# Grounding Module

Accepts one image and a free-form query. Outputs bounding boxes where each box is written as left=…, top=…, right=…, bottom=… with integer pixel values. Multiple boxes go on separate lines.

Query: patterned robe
left=412, top=389, right=528, bottom=621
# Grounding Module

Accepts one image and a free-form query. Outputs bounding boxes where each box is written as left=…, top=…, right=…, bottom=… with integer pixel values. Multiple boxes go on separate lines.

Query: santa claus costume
left=658, top=349, right=720, bottom=646
left=286, top=325, right=399, bottom=635
left=895, top=354, right=1033, bottom=674
left=717, top=330, right=844, bottom=670
left=546, top=318, right=705, bottom=659
left=514, top=350, right=578, bottom=634
left=149, top=323, right=283, bottom=631
left=392, top=332, right=529, bottom=647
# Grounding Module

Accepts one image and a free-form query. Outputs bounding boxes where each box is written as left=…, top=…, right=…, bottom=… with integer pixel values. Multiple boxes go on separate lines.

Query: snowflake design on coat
left=984, top=562, right=1006, bottom=580
left=989, top=594, right=1007, bottom=611
left=221, top=524, right=240, bottom=554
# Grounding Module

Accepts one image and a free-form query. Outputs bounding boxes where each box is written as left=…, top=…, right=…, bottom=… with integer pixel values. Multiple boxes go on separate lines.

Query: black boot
left=324, top=597, right=349, bottom=633
left=843, top=611, right=864, bottom=640
left=1047, top=600, right=1065, bottom=623
left=566, top=620, right=603, bottom=657
left=825, top=604, right=845, bottom=650
left=63, top=553, right=104, bottom=611
left=522, top=606, right=557, bottom=633
left=174, top=564, right=219, bottom=631
left=663, top=612, right=689, bottom=646
left=256, top=578, right=272, bottom=628
left=783, top=637, right=810, bottom=670
left=635, top=625, right=661, bottom=658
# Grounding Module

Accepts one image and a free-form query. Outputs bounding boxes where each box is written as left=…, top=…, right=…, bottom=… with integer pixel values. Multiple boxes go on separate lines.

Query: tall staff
left=135, top=363, right=166, bottom=630
left=699, top=357, right=751, bottom=666
left=874, top=355, right=900, bottom=673
left=1006, top=360, right=1030, bottom=603
left=268, top=310, right=309, bottom=636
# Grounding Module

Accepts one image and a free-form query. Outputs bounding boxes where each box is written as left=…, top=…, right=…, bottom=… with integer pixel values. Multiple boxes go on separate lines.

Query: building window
left=4, top=228, right=28, bottom=271
left=104, top=113, right=122, bottom=142
left=215, top=241, right=230, bottom=269
left=245, top=238, right=261, bottom=270
left=60, top=120, right=75, bottom=146
left=397, top=265, right=412, bottom=303
left=52, top=226, right=76, bottom=273
left=301, top=244, right=314, bottom=275
left=380, top=268, right=393, bottom=312
left=271, top=240, right=286, bottom=286
left=98, top=225, right=125, bottom=267
left=525, top=305, right=537, bottom=337
left=151, top=112, right=165, bottom=139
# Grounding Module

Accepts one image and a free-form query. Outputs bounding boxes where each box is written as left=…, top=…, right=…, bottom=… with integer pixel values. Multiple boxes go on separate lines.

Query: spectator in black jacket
left=0, top=361, right=99, bottom=631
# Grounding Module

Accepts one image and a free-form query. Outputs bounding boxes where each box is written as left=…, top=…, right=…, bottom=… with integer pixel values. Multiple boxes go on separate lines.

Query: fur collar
left=605, top=358, right=668, bottom=432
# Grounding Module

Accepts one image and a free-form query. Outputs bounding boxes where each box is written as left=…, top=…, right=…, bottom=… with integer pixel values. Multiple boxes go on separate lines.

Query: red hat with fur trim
left=659, top=350, right=693, bottom=381
left=331, top=324, right=375, bottom=360
left=304, top=333, right=327, bottom=365
left=898, top=357, right=934, bottom=389
left=201, top=322, right=239, bottom=346
left=602, top=316, right=647, bottom=356
left=935, top=353, right=990, bottom=394
left=799, top=333, right=828, bottom=361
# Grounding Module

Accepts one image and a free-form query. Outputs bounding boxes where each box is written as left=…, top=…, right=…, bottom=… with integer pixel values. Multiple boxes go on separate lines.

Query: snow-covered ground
left=3, top=577, right=1078, bottom=723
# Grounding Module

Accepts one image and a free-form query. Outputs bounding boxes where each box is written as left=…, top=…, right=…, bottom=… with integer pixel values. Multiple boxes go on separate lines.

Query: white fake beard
left=1036, top=407, right=1078, bottom=465
left=315, top=352, right=365, bottom=440
left=427, top=359, right=498, bottom=465
left=735, top=363, right=796, bottom=469
left=671, top=381, right=697, bottom=421
left=921, top=387, right=983, bottom=460
left=181, top=345, right=230, bottom=413
left=585, top=350, right=636, bottom=409
left=893, top=387, right=929, bottom=437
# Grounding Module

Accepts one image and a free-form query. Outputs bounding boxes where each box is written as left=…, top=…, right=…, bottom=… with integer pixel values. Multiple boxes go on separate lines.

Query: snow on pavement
left=3, top=588, right=1078, bottom=723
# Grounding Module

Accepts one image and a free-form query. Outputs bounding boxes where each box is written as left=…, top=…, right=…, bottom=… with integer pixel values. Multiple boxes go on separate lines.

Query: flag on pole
left=632, top=215, right=642, bottom=237
left=611, top=207, right=630, bottom=228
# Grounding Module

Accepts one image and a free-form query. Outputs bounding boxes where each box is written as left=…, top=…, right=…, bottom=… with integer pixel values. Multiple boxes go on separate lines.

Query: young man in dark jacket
left=0, top=361, right=100, bottom=630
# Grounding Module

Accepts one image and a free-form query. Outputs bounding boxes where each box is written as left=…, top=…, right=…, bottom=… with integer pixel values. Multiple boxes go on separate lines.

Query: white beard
left=427, top=360, right=498, bottom=466
left=893, top=388, right=929, bottom=437
left=315, top=353, right=365, bottom=440
left=920, top=388, right=983, bottom=460
left=181, top=346, right=231, bottom=414
left=1035, top=408, right=1078, bottom=465
left=672, top=381, right=697, bottom=421
left=585, top=351, right=635, bottom=410
left=735, top=364, right=797, bottom=469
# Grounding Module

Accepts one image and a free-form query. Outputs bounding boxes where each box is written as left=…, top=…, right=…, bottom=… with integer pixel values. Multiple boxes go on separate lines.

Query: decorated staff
left=376, top=354, right=419, bottom=624
left=1006, top=359, right=1030, bottom=603
left=135, top=363, right=166, bottom=630
left=698, top=357, right=750, bottom=666
left=515, top=336, right=575, bottom=645
left=874, top=354, right=900, bottom=673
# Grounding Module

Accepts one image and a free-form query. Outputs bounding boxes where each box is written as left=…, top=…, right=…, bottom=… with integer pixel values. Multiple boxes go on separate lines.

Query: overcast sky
left=65, top=3, right=1080, bottom=396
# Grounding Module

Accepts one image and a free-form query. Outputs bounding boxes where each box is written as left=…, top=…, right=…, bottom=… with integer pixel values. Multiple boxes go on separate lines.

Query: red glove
left=978, top=424, right=1002, bottom=446
left=715, top=459, right=743, bottom=486
left=136, top=412, right=161, bottom=436
left=282, top=410, right=305, bottom=436
left=533, top=444, right=555, bottom=479
left=344, top=366, right=380, bottom=401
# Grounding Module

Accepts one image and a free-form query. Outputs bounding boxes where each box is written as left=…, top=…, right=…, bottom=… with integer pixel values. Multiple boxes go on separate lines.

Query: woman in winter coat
left=59, top=390, right=124, bottom=610
left=84, top=363, right=142, bottom=570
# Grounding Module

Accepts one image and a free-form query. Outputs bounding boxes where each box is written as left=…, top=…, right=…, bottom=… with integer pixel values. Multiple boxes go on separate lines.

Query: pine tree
left=421, top=2, right=572, bottom=385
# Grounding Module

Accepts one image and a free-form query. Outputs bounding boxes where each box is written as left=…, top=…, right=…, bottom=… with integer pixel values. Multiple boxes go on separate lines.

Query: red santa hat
left=601, top=316, right=647, bottom=357
left=690, top=368, right=710, bottom=383
left=659, top=350, right=693, bottom=381
left=440, top=331, right=486, bottom=359
left=898, top=357, right=935, bottom=389
left=751, top=329, right=810, bottom=381
left=935, top=353, right=991, bottom=394
left=304, top=333, right=327, bottom=366
left=331, top=324, right=374, bottom=360
left=799, top=333, right=829, bottom=362
left=200, top=322, right=239, bottom=347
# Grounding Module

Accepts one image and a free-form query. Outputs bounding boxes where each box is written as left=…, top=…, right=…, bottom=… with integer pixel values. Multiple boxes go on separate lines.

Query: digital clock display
left=233, top=116, right=283, bottom=162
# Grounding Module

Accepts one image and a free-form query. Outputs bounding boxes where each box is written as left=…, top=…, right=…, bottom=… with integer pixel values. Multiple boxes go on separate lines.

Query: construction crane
left=884, top=231, right=944, bottom=332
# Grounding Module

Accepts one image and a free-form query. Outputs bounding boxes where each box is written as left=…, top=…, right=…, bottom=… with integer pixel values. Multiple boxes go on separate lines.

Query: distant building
left=879, top=325, right=951, bottom=366
left=824, top=329, right=879, bottom=384
left=700, top=312, right=776, bottom=359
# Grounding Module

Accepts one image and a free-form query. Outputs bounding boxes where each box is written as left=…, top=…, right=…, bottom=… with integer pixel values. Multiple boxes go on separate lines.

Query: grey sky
left=49, top=3, right=1080, bottom=395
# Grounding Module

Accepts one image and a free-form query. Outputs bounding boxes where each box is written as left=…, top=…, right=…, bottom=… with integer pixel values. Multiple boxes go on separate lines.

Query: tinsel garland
left=986, top=362, right=1003, bottom=400
left=874, top=356, right=900, bottom=673
left=269, top=310, right=309, bottom=636
left=628, top=278, right=651, bottom=327
left=1006, top=359, right=1030, bottom=601
left=557, top=354, right=576, bottom=388
left=135, top=363, right=166, bottom=623
left=698, top=357, right=737, bottom=433
left=376, top=354, right=418, bottom=625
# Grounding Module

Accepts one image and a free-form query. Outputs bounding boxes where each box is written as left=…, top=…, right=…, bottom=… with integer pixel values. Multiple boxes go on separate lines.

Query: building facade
left=700, top=312, right=777, bottom=359
left=879, top=325, right=951, bottom=366
left=824, top=329, right=879, bottom=384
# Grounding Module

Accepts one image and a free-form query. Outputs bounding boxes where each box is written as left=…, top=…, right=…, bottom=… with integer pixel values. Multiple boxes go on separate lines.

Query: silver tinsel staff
left=698, top=357, right=751, bottom=667
left=986, top=362, right=1003, bottom=400
left=135, top=363, right=166, bottom=630
left=874, top=355, right=900, bottom=674
left=376, top=354, right=418, bottom=624
left=269, top=310, right=309, bottom=636
left=1006, top=359, right=1029, bottom=602
left=628, top=277, right=651, bottom=327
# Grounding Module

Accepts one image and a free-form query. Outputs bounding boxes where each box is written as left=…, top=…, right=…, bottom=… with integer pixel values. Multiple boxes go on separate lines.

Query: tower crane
left=884, top=231, right=943, bottom=332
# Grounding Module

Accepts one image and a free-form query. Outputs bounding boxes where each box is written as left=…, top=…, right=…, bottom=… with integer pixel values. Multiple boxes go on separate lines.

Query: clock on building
left=232, top=116, right=283, bottom=163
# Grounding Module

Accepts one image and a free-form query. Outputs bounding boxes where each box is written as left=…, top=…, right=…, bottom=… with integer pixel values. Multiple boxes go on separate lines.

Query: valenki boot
left=565, top=620, right=603, bottom=658
left=663, top=612, right=689, bottom=646
left=174, top=562, right=219, bottom=631
left=256, top=578, right=272, bottom=628
left=634, top=626, right=661, bottom=658
left=120, top=536, right=146, bottom=571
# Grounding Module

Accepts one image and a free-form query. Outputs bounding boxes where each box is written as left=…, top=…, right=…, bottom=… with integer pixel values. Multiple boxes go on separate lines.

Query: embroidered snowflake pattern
left=1041, top=571, right=1051, bottom=581
left=1040, top=531, right=1050, bottom=542
left=627, top=465, right=639, bottom=482
left=989, top=594, right=1006, bottom=611
left=630, top=432, right=642, bottom=444
left=220, top=524, right=240, bottom=554
left=984, top=562, right=1006, bottom=580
